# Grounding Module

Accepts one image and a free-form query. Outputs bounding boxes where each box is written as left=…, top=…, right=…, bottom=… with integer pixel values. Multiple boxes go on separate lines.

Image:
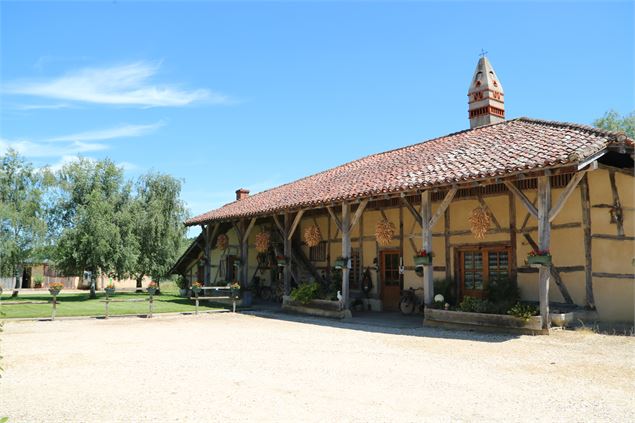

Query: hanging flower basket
left=413, top=256, right=432, bottom=266
left=276, top=256, right=287, bottom=267
left=334, top=257, right=348, bottom=270
left=527, top=250, right=552, bottom=267
left=48, top=282, right=64, bottom=296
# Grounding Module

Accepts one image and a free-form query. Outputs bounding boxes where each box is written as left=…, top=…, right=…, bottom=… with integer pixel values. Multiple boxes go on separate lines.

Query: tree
left=129, top=172, right=187, bottom=291
left=593, top=110, right=635, bottom=138
left=54, top=158, right=137, bottom=298
left=0, top=150, right=48, bottom=296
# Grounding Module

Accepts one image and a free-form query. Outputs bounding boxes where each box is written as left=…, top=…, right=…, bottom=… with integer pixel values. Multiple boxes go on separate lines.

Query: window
left=459, top=245, right=511, bottom=298
left=309, top=241, right=327, bottom=262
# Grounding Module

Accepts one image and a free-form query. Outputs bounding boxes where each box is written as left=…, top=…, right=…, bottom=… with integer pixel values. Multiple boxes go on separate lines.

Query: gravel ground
left=1, top=312, right=634, bottom=422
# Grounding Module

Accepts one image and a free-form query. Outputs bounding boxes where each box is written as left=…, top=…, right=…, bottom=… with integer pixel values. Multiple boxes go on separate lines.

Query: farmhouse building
left=172, top=57, right=634, bottom=327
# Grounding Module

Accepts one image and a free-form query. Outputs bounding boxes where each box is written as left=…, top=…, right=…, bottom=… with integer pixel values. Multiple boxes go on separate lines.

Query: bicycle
left=251, top=276, right=273, bottom=302
left=399, top=287, right=424, bottom=315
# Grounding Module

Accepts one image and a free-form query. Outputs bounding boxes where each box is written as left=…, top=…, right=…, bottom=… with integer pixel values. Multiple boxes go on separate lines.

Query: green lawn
left=0, top=288, right=225, bottom=319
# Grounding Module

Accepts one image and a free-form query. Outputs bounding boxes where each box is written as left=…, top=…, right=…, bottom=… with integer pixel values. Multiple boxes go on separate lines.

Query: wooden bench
left=190, top=286, right=237, bottom=314
left=99, top=296, right=154, bottom=319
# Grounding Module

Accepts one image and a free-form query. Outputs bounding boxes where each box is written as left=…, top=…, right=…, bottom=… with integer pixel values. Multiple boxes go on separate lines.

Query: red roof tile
left=186, top=118, right=632, bottom=226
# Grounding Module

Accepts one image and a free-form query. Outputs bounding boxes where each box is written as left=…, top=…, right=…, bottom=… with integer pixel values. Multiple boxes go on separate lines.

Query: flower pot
left=334, top=258, right=348, bottom=270
left=104, top=288, right=115, bottom=297
left=147, top=287, right=157, bottom=296
left=49, top=288, right=61, bottom=296
left=528, top=255, right=551, bottom=267
left=413, top=255, right=432, bottom=266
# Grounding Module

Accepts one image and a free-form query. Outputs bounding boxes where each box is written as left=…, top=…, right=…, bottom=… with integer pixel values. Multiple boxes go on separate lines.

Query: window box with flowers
left=527, top=250, right=552, bottom=267
left=49, top=282, right=64, bottom=296
left=413, top=250, right=433, bottom=267
left=334, top=257, right=349, bottom=270
left=147, top=281, right=158, bottom=296
left=191, top=281, right=203, bottom=296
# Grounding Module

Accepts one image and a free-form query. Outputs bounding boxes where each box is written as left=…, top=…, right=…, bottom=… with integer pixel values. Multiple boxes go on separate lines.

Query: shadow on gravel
left=243, top=308, right=520, bottom=343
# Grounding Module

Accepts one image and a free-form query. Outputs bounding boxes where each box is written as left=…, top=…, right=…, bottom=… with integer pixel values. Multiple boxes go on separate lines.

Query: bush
left=508, top=303, right=538, bottom=321
left=485, top=277, right=519, bottom=305
left=290, top=282, right=321, bottom=304
left=176, top=276, right=188, bottom=289
left=434, top=278, right=456, bottom=305
left=458, top=296, right=496, bottom=314
left=33, top=275, right=44, bottom=288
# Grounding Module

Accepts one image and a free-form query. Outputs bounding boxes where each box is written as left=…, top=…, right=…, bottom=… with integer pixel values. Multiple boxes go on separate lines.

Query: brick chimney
left=235, top=188, right=250, bottom=201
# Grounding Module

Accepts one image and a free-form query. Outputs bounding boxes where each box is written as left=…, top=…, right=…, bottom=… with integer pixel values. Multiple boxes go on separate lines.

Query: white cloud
left=0, top=138, right=107, bottom=158
left=4, top=62, right=226, bottom=107
left=15, top=103, right=75, bottom=110
left=47, top=121, right=164, bottom=142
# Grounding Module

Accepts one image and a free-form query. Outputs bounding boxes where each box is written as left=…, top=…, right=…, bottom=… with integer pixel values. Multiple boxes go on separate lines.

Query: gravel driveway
left=1, top=312, right=633, bottom=422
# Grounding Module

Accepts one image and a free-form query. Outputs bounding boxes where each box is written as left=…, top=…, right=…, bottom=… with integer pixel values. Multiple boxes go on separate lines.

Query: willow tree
left=129, top=172, right=187, bottom=291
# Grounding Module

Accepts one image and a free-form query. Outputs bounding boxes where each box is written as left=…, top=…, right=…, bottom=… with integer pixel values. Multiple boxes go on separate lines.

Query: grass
left=0, top=281, right=226, bottom=319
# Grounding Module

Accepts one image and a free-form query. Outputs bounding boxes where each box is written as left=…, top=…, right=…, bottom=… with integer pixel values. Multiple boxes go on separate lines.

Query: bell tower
left=468, top=55, right=505, bottom=128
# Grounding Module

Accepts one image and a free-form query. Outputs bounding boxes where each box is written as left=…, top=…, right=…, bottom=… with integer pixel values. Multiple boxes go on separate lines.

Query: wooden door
left=380, top=250, right=401, bottom=310
left=458, top=245, right=511, bottom=299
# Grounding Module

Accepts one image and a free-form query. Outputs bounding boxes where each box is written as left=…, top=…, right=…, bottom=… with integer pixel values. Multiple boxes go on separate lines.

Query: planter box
left=334, top=258, right=348, bottom=270
left=413, top=255, right=432, bottom=266
left=191, top=287, right=202, bottom=295
left=527, top=255, right=551, bottom=267
left=424, top=308, right=545, bottom=334
left=49, top=288, right=61, bottom=296
left=147, top=287, right=157, bottom=296
left=282, top=296, right=351, bottom=319
left=104, top=288, right=115, bottom=297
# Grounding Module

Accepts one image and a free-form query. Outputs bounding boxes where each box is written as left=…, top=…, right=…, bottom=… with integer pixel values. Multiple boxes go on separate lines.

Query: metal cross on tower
left=479, top=49, right=488, bottom=58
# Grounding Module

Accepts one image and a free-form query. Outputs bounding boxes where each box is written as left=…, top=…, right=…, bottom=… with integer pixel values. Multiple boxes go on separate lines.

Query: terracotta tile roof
left=186, top=118, right=633, bottom=226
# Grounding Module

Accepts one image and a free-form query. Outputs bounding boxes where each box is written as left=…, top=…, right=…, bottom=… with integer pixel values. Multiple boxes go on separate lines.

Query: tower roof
left=468, top=56, right=504, bottom=95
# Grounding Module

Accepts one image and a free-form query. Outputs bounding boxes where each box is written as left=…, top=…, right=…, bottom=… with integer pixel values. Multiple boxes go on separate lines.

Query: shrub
left=176, top=276, right=188, bottom=289
left=290, top=282, right=321, bottom=304
left=485, top=277, right=519, bottom=304
left=434, top=278, right=456, bottom=305
left=33, top=275, right=44, bottom=288
left=458, top=296, right=496, bottom=314
left=508, top=303, right=538, bottom=321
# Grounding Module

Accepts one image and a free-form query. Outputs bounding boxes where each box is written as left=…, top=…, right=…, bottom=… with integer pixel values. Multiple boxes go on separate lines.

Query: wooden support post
left=148, top=294, right=154, bottom=318
left=240, top=218, right=256, bottom=290
left=508, top=192, right=518, bottom=284
left=105, top=299, right=110, bottom=319
left=341, top=202, right=351, bottom=309
left=580, top=174, right=596, bottom=309
left=608, top=170, right=625, bottom=236
left=537, top=175, right=551, bottom=329
left=283, top=212, right=292, bottom=295
left=421, top=191, right=433, bottom=305
left=51, top=295, right=57, bottom=321
left=195, top=296, right=200, bottom=315
left=444, top=206, right=452, bottom=281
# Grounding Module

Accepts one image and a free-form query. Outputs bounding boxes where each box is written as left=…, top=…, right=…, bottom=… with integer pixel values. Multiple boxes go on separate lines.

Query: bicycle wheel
left=399, top=297, right=415, bottom=315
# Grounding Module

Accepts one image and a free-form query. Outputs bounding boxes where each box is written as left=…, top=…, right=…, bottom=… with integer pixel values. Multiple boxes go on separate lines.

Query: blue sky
left=1, top=1, right=633, bottom=230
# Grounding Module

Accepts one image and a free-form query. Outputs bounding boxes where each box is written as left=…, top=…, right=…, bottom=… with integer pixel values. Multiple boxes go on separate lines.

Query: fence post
left=148, top=294, right=154, bottom=318
left=51, top=295, right=57, bottom=321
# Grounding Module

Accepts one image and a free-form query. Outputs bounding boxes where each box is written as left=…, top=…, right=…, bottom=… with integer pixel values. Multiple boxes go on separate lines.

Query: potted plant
left=413, top=250, right=433, bottom=267
left=276, top=255, right=287, bottom=267
left=147, top=281, right=158, bottom=296
left=33, top=275, right=44, bottom=288
left=527, top=249, right=552, bottom=267
left=104, top=281, right=116, bottom=297
left=49, top=281, right=64, bottom=296
left=176, top=276, right=189, bottom=297
left=334, top=257, right=348, bottom=270
left=191, top=281, right=203, bottom=296
left=230, top=282, right=241, bottom=300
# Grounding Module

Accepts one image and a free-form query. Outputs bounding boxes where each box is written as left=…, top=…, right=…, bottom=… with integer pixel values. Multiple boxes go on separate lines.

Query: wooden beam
left=504, top=181, right=538, bottom=219
left=272, top=214, right=284, bottom=237
left=477, top=194, right=502, bottom=230
left=592, top=234, right=635, bottom=241
left=444, top=206, right=451, bottom=281
left=592, top=272, right=635, bottom=279
left=341, top=202, right=351, bottom=309
left=536, top=175, right=552, bottom=329
left=287, top=209, right=305, bottom=240
left=326, top=206, right=343, bottom=232
left=421, top=191, right=433, bottom=305
left=349, top=199, right=368, bottom=231
left=522, top=233, right=574, bottom=304
left=283, top=213, right=292, bottom=295
left=579, top=175, right=595, bottom=310
left=549, top=171, right=585, bottom=222
left=242, top=218, right=257, bottom=244
left=429, top=186, right=457, bottom=228
left=400, top=196, right=421, bottom=227
left=519, top=195, right=537, bottom=232
left=508, top=191, right=517, bottom=284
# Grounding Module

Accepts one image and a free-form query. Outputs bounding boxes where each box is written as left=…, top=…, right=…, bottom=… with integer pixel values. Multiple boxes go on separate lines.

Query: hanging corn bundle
left=304, top=225, right=322, bottom=247
left=255, top=231, right=271, bottom=253
left=375, top=218, right=395, bottom=246
left=216, top=233, right=229, bottom=250
left=468, top=207, right=491, bottom=240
